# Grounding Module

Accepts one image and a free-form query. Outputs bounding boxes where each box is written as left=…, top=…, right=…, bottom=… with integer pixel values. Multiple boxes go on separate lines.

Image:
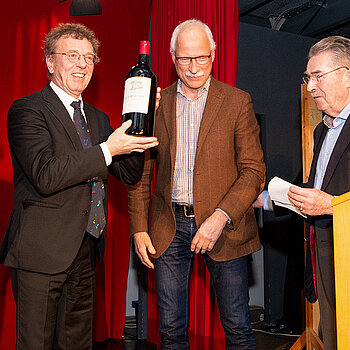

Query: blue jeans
left=154, top=211, right=256, bottom=350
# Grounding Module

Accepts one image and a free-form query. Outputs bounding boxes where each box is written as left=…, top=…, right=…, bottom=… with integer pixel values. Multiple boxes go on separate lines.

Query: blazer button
left=82, top=209, right=89, bottom=215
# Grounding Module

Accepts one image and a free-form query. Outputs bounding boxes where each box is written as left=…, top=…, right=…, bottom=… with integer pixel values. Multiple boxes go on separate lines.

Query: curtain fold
left=149, top=0, right=238, bottom=348
left=0, top=1, right=151, bottom=348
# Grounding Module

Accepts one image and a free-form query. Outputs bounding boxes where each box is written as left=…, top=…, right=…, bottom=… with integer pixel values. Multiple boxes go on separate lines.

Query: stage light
left=59, top=0, right=102, bottom=16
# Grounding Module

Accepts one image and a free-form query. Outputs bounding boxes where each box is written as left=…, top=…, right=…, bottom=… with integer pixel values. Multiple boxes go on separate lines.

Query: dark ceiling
left=238, top=0, right=350, bottom=38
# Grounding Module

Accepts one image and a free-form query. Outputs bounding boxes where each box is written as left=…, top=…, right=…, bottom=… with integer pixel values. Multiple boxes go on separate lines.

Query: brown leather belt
left=172, top=203, right=195, bottom=217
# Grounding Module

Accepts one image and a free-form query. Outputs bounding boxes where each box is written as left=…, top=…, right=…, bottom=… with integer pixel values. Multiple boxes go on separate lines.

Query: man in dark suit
left=288, top=36, right=350, bottom=350
left=0, top=23, right=158, bottom=349
left=128, top=19, right=265, bottom=349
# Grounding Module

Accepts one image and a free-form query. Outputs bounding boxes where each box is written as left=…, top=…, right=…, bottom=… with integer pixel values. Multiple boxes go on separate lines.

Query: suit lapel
left=308, top=123, right=328, bottom=187
left=196, top=78, right=224, bottom=154
left=322, top=115, right=350, bottom=190
left=162, top=83, right=177, bottom=169
left=163, top=79, right=223, bottom=165
left=42, top=84, right=83, bottom=150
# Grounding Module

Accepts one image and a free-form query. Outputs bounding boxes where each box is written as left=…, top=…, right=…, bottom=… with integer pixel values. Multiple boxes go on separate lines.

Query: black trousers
left=315, top=237, right=337, bottom=350
left=11, top=234, right=97, bottom=350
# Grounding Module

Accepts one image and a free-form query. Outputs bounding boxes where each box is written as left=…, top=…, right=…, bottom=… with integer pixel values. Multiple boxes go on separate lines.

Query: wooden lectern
left=331, top=193, right=350, bottom=349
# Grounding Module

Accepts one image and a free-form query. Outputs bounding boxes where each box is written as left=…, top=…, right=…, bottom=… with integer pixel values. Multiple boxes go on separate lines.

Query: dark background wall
left=237, top=22, right=316, bottom=325
left=237, top=22, right=316, bottom=183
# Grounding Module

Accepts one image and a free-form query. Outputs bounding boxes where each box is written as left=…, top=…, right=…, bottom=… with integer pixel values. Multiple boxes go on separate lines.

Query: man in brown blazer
left=128, top=19, right=265, bottom=349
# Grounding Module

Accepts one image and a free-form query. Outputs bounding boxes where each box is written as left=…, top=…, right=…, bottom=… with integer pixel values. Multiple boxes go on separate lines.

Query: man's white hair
left=170, top=19, right=216, bottom=54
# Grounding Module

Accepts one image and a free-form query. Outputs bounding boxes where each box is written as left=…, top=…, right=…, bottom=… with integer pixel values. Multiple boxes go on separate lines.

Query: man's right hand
left=133, top=231, right=156, bottom=269
left=106, top=120, right=159, bottom=157
left=252, top=192, right=263, bottom=208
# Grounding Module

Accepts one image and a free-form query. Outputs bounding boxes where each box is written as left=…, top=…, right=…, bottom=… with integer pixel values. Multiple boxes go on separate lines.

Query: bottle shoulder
left=126, top=65, right=156, bottom=79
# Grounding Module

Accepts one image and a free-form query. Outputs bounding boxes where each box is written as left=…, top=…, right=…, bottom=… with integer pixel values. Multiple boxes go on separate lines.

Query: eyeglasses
left=53, top=52, right=98, bottom=65
left=175, top=54, right=212, bottom=66
left=302, top=66, right=349, bottom=84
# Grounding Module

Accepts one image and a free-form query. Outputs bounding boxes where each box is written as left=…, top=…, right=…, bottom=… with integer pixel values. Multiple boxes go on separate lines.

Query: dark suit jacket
left=128, top=78, right=265, bottom=261
left=0, top=84, right=144, bottom=274
left=304, top=116, right=350, bottom=303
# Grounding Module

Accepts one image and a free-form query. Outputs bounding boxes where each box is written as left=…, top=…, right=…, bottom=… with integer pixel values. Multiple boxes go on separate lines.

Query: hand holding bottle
left=106, top=120, right=158, bottom=156
left=156, top=86, right=161, bottom=110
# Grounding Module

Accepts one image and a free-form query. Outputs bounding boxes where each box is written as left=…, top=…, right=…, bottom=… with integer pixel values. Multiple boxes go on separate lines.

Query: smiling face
left=306, top=50, right=350, bottom=117
left=171, top=24, right=214, bottom=99
left=46, top=35, right=94, bottom=99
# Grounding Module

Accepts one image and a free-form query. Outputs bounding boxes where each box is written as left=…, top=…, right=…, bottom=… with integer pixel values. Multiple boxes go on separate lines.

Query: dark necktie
left=309, top=224, right=317, bottom=297
left=71, top=100, right=106, bottom=238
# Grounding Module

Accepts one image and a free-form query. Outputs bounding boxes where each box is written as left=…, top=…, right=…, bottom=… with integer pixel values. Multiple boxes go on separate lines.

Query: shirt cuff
left=100, top=142, right=112, bottom=166
left=263, top=190, right=274, bottom=211
left=215, top=208, right=232, bottom=225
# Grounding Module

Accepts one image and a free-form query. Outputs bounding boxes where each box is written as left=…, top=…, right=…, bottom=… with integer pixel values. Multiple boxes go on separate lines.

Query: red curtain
left=148, top=1, right=239, bottom=348
left=0, top=1, right=151, bottom=348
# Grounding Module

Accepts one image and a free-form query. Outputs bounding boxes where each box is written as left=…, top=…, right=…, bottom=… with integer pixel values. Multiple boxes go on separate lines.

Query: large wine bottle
left=121, top=40, right=157, bottom=136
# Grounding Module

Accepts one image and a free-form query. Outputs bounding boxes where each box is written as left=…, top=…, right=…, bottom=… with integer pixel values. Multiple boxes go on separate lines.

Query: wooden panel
left=301, top=84, right=323, bottom=341
left=292, top=84, right=323, bottom=350
left=300, top=84, right=323, bottom=182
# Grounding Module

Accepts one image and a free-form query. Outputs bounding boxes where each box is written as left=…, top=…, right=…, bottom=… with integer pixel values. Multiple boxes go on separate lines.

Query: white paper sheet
left=267, top=176, right=307, bottom=218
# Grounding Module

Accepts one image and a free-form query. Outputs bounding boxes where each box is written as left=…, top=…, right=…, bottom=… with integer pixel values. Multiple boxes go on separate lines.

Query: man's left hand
left=288, top=186, right=334, bottom=216
left=190, top=211, right=227, bottom=254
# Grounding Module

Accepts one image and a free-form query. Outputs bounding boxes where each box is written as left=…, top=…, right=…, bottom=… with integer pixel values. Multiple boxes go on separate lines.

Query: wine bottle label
left=122, top=77, right=151, bottom=114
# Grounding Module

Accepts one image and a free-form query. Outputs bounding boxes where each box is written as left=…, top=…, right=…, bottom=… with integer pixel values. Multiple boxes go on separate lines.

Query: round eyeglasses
left=302, top=66, right=348, bottom=84
left=53, top=52, right=99, bottom=65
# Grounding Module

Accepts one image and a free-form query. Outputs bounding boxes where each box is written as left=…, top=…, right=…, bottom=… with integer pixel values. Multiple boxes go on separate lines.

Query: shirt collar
left=50, top=81, right=84, bottom=111
left=323, top=101, right=350, bottom=128
left=176, top=76, right=211, bottom=100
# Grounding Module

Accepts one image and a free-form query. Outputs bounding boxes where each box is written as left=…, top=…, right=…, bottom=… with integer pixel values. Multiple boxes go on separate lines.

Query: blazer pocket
left=22, top=199, right=63, bottom=209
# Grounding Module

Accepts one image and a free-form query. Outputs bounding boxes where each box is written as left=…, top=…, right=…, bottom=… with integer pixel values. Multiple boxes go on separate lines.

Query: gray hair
left=308, top=36, right=350, bottom=67
left=170, top=19, right=216, bottom=54
left=44, top=23, right=100, bottom=58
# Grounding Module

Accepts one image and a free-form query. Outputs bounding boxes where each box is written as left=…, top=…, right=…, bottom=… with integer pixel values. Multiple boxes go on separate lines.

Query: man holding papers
left=271, top=36, right=350, bottom=350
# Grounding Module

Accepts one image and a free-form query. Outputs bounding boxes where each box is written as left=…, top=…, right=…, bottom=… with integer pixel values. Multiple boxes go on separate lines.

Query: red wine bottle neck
left=138, top=53, right=149, bottom=66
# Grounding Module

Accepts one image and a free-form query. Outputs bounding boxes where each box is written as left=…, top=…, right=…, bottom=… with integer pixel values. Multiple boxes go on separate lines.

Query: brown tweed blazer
left=128, top=78, right=265, bottom=261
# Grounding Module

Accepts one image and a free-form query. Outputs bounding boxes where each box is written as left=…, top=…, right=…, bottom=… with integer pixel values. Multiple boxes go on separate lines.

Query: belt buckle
left=184, top=206, right=195, bottom=218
